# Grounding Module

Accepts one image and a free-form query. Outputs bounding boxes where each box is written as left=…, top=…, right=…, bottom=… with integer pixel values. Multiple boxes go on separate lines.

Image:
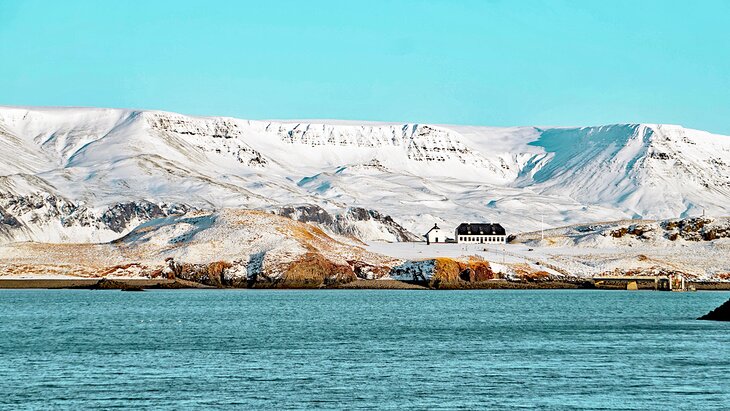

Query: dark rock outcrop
left=88, top=278, right=143, bottom=291
left=698, top=299, right=730, bottom=321
left=0, top=205, right=21, bottom=227
left=0, top=192, right=192, bottom=242
left=601, top=217, right=730, bottom=243
left=335, top=207, right=420, bottom=242
left=661, top=217, right=729, bottom=241
left=274, top=204, right=419, bottom=242
left=94, top=278, right=129, bottom=289
left=276, top=204, right=335, bottom=226
left=170, top=260, right=236, bottom=288
left=101, top=201, right=167, bottom=232
left=146, top=113, right=268, bottom=166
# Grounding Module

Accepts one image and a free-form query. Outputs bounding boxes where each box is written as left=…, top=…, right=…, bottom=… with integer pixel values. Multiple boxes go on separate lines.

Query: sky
left=1, top=0, right=729, bottom=134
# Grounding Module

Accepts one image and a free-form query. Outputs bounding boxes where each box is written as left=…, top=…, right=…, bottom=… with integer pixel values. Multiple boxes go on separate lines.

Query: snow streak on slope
left=0, top=106, right=729, bottom=244
left=518, top=124, right=730, bottom=219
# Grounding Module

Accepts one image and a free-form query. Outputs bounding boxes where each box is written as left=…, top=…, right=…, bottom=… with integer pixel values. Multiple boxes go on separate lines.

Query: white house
left=424, top=223, right=446, bottom=245
left=455, top=223, right=506, bottom=244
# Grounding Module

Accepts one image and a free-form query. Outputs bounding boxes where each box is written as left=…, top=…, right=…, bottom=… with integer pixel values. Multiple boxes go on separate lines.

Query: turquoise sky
left=1, top=0, right=729, bottom=133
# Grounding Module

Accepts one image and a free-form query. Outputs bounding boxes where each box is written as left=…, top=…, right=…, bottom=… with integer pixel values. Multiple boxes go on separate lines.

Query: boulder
left=698, top=299, right=730, bottom=321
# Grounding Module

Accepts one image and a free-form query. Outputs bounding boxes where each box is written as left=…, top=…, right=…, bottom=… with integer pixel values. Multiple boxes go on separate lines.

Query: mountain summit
left=1, top=106, right=729, bottom=244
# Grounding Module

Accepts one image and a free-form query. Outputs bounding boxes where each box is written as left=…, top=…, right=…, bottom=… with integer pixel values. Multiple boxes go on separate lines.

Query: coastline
left=2, top=277, right=729, bottom=290
left=0, top=278, right=207, bottom=289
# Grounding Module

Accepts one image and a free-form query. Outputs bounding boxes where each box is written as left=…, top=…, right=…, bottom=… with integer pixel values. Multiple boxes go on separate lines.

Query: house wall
left=426, top=229, right=444, bottom=243
left=455, top=234, right=506, bottom=244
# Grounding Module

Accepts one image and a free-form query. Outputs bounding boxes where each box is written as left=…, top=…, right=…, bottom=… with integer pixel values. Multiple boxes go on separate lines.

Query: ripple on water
left=1, top=289, right=729, bottom=409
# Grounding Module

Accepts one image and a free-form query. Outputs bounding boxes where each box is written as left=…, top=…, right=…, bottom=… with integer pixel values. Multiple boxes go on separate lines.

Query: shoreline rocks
left=698, top=299, right=730, bottom=321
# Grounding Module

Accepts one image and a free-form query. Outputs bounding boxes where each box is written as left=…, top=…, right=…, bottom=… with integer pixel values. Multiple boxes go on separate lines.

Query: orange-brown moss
left=510, top=263, right=552, bottom=282
left=279, top=221, right=336, bottom=253
left=264, top=252, right=356, bottom=288
left=429, top=257, right=495, bottom=288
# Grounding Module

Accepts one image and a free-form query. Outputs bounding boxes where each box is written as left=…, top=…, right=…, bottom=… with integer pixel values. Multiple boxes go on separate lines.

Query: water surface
left=1, top=289, right=729, bottom=409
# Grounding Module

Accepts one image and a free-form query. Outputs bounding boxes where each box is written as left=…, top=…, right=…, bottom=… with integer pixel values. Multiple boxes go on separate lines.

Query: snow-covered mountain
left=1, top=106, right=729, bottom=244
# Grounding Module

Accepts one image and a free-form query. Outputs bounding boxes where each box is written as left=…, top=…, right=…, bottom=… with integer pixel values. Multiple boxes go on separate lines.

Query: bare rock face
left=146, top=112, right=268, bottom=166
left=335, top=207, right=420, bottom=242
left=171, top=261, right=236, bottom=288
left=100, top=201, right=183, bottom=233
left=0, top=205, right=21, bottom=238
left=552, top=216, right=730, bottom=245
left=0, top=206, right=20, bottom=227
left=698, top=299, right=730, bottom=321
left=273, top=122, right=499, bottom=170
left=276, top=204, right=335, bottom=226
left=662, top=218, right=713, bottom=241
left=387, top=257, right=495, bottom=288
left=274, top=204, right=419, bottom=242
left=167, top=253, right=362, bottom=289
left=0, top=194, right=191, bottom=243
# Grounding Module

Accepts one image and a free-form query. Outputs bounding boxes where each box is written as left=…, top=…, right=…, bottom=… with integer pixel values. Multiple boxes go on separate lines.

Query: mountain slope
left=0, top=209, right=397, bottom=286
left=0, top=106, right=728, bottom=244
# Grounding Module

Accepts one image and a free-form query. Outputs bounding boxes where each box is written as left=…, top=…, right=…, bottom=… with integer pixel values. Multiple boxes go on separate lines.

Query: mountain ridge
left=0, top=105, right=728, bottom=245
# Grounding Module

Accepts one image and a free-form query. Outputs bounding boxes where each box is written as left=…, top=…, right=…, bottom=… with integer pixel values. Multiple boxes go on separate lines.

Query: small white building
left=424, top=223, right=446, bottom=245
left=455, top=223, right=506, bottom=244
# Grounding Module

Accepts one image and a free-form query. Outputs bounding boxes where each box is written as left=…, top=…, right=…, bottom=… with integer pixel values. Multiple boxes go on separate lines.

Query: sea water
left=1, top=289, right=729, bottom=410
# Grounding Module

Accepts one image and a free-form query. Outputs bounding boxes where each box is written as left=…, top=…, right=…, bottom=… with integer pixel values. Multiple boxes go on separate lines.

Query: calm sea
left=1, top=289, right=729, bottom=410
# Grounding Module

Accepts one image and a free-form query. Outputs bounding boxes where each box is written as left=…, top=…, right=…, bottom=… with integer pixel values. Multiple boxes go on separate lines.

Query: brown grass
left=429, top=257, right=495, bottom=288
left=261, top=252, right=356, bottom=288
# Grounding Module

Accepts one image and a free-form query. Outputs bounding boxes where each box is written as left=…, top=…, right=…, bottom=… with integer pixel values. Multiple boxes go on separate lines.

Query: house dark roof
left=455, top=223, right=505, bottom=236
left=424, top=223, right=440, bottom=235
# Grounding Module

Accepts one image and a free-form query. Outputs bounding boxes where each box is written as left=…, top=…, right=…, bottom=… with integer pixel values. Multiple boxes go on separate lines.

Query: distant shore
left=2, top=277, right=730, bottom=290
left=0, top=278, right=206, bottom=290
